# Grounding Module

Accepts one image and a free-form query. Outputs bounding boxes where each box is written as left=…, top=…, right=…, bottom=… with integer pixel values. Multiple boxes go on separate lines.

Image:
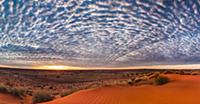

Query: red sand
left=0, top=93, right=21, bottom=104
left=44, top=75, right=200, bottom=104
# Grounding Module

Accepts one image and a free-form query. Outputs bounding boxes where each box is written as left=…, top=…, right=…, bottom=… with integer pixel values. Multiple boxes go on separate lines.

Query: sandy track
left=44, top=75, right=200, bottom=104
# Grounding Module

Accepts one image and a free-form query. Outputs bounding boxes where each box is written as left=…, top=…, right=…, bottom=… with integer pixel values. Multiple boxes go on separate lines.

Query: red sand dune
left=0, top=93, right=21, bottom=104
left=44, top=74, right=200, bottom=104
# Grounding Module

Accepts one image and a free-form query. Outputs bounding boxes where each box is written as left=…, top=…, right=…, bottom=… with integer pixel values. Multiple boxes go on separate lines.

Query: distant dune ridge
left=44, top=74, right=200, bottom=104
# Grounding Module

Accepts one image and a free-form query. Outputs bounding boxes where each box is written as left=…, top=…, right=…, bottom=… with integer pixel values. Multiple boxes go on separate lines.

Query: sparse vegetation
left=162, top=71, right=173, bottom=74
left=9, top=87, right=25, bottom=98
left=127, top=79, right=134, bottom=85
left=134, top=77, right=142, bottom=83
left=60, top=91, right=70, bottom=97
left=191, top=72, right=199, bottom=75
left=60, top=89, right=77, bottom=97
left=148, top=73, right=159, bottom=79
left=61, top=86, right=92, bottom=97
left=0, top=84, right=25, bottom=98
left=154, top=76, right=169, bottom=85
left=56, top=75, right=60, bottom=78
left=33, top=91, right=54, bottom=103
left=0, top=84, right=9, bottom=93
left=0, top=69, right=199, bottom=104
left=179, top=71, right=185, bottom=75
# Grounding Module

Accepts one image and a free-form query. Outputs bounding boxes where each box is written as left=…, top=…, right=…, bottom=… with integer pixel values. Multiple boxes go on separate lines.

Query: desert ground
left=0, top=68, right=200, bottom=104
left=44, top=74, right=200, bottom=104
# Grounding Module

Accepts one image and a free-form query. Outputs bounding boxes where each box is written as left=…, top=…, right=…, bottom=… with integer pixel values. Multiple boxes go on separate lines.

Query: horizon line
left=0, top=64, right=200, bottom=70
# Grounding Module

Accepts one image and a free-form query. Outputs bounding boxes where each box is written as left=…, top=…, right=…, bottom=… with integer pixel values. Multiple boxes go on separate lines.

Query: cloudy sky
left=0, top=0, right=200, bottom=68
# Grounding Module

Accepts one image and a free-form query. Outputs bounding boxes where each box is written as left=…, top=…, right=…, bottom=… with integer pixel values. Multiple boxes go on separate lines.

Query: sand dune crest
left=44, top=75, right=200, bottom=104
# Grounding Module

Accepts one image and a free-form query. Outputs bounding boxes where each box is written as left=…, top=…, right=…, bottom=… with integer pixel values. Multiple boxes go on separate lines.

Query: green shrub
left=33, top=91, right=54, bottom=103
left=134, top=77, right=142, bottom=83
left=191, top=72, right=199, bottom=75
left=127, top=79, right=134, bottom=85
left=148, top=73, right=159, bottom=79
left=9, top=87, right=25, bottom=98
left=0, top=84, right=25, bottom=98
left=0, top=84, right=9, bottom=93
left=60, top=89, right=78, bottom=97
left=154, top=76, right=169, bottom=85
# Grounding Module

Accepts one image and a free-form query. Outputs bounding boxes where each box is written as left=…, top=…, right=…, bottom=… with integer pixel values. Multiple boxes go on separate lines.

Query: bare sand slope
left=0, top=93, right=21, bottom=104
left=44, top=75, right=200, bottom=104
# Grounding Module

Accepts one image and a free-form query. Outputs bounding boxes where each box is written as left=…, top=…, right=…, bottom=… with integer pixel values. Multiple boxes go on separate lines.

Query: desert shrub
left=179, top=71, right=185, bottom=75
left=104, top=84, right=112, bottom=87
left=162, top=71, right=173, bottom=74
left=60, top=89, right=77, bottom=97
left=60, top=91, right=69, bottom=97
left=134, top=77, right=142, bottom=83
left=191, top=72, right=199, bottom=75
left=148, top=73, right=159, bottom=79
left=154, top=76, right=169, bottom=85
left=146, top=72, right=154, bottom=76
left=9, top=87, right=25, bottom=98
left=0, top=84, right=25, bottom=98
left=60, top=92, right=69, bottom=97
left=122, top=73, right=132, bottom=77
left=0, top=84, right=9, bottom=93
left=33, top=91, right=54, bottom=103
left=67, top=85, right=74, bottom=89
left=56, top=75, right=60, bottom=78
left=127, top=79, right=134, bottom=85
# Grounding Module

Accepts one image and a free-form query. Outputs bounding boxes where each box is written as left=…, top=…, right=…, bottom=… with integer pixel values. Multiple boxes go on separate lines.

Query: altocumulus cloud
left=0, top=0, right=200, bottom=67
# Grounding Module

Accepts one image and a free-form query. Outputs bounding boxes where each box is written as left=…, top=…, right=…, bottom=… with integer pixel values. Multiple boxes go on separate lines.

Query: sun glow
left=44, top=65, right=66, bottom=70
left=30, top=64, right=200, bottom=70
left=35, top=65, right=86, bottom=70
left=35, top=65, right=76, bottom=70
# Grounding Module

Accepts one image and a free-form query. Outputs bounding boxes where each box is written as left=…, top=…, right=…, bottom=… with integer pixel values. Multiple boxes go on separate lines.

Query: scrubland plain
left=0, top=68, right=200, bottom=104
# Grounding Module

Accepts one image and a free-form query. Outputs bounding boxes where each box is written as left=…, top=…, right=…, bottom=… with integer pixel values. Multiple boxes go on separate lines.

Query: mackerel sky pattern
left=0, top=0, right=200, bottom=67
